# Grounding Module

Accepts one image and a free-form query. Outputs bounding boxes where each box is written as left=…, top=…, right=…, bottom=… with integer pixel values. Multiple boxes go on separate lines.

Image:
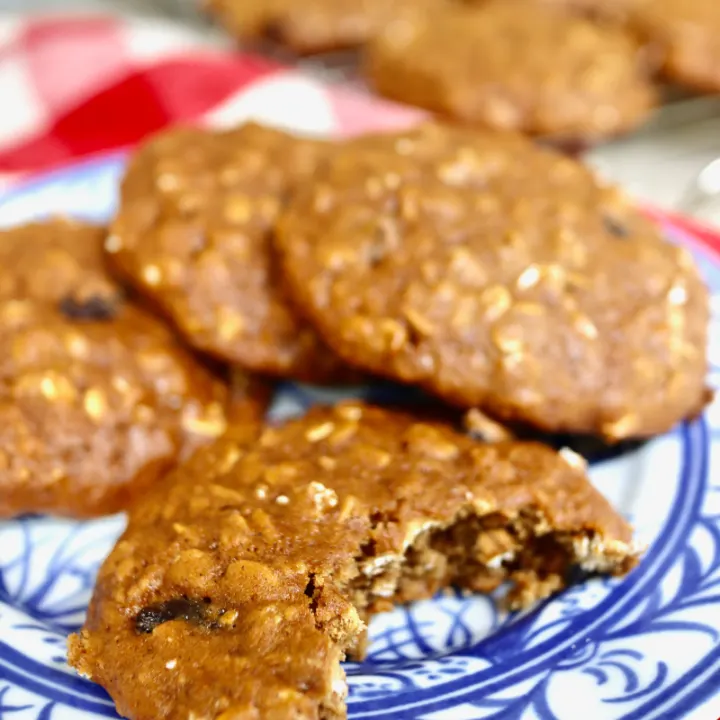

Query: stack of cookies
left=205, top=0, right=720, bottom=143
left=0, top=120, right=709, bottom=719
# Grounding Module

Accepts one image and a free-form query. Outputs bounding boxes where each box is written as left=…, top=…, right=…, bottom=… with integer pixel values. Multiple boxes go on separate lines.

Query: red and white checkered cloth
left=0, top=12, right=717, bottom=252
left=0, top=14, right=423, bottom=188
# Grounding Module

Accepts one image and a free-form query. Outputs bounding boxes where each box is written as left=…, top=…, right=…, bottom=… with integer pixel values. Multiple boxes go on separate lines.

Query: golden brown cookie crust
left=69, top=402, right=637, bottom=720
left=366, top=0, right=657, bottom=139
left=107, top=122, right=351, bottom=383
left=276, top=123, right=709, bottom=439
left=206, top=0, right=433, bottom=54
left=631, top=0, right=720, bottom=93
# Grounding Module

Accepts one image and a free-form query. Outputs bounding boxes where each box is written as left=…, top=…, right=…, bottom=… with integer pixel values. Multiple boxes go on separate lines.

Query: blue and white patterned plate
left=0, top=154, right=719, bottom=720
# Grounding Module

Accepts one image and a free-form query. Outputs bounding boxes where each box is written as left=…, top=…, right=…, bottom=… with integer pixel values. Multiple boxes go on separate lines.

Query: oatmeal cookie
left=366, top=0, right=656, bottom=139
left=0, top=220, right=261, bottom=518
left=69, top=402, right=638, bottom=720
left=107, top=122, right=351, bottom=383
left=631, top=0, right=720, bottom=93
left=276, top=123, right=709, bottom=439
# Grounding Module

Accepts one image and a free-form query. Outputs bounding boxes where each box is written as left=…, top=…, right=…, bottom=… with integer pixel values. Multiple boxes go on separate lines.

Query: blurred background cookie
left=365, top=0, right=657, bottom=141
left=204, top=0, right=439, bottom=54
left=630, top=0, right=720, bottom=94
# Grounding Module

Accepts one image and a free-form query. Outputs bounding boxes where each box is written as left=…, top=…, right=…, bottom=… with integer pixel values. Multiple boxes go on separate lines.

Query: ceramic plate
left=0, top=152, right=719, bottom=720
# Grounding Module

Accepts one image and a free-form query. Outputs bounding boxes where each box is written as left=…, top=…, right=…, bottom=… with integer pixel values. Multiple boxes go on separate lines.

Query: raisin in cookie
left=276, top=123, right=709, bottom=439
left=366, top=0, right=656, bottom=140
left=69, top=402, right=637, bottom=720
left=107, top=122, right=352, bottom=383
